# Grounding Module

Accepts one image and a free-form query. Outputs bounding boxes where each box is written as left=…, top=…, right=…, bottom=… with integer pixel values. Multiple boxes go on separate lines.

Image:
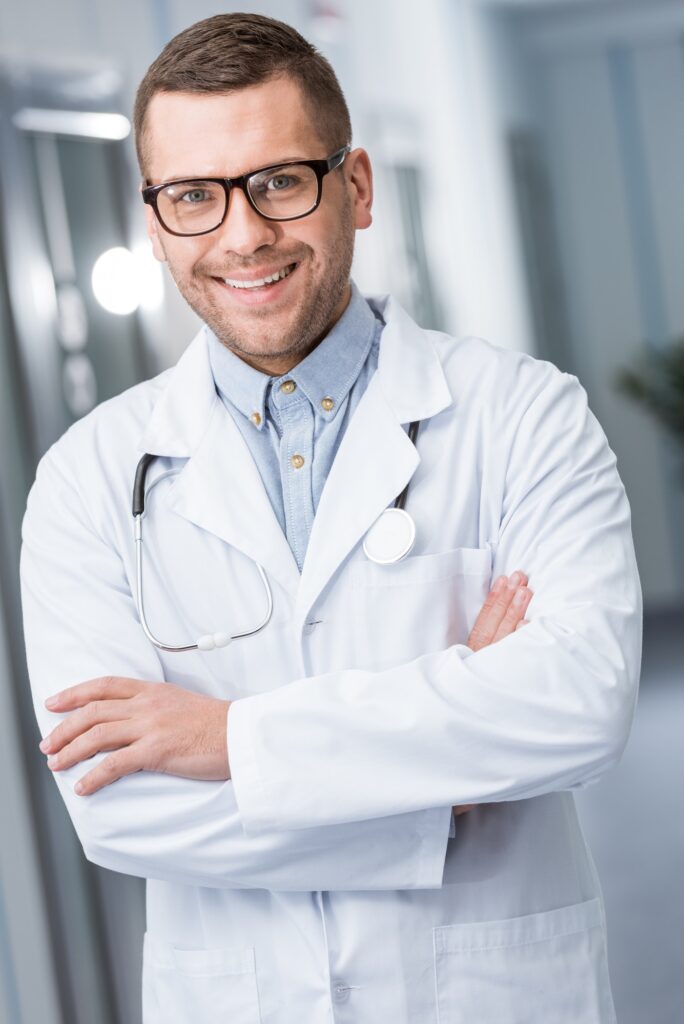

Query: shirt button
left=321, top=396, right=334, bottom=411
left=291, top=454, right=305, bottom=469
left=332, top=982, right=350, bottom=1003
left=280, top=380, right=297, bottom=394
left=250, top=411, right=261, bottom=426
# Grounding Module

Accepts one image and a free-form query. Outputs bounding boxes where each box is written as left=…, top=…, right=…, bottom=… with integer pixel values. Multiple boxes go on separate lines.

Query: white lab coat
left=21, top=292, right=641, bottom=1024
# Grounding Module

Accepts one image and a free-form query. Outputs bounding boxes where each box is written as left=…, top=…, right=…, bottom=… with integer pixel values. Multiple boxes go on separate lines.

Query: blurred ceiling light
left=91, top=247, right=163, bottom=316
left=12, top=108, right=130, bottom=140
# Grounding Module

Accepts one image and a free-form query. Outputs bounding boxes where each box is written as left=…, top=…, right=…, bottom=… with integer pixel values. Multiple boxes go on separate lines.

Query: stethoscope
left=132, top=420, right=420, bottom=654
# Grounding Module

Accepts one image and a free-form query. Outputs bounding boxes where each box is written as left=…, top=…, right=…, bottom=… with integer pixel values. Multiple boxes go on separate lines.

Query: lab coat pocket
left=351, top=546, right=491, bottom=670
left=432, top=898, right=616, bottom=1024
left=142, top=932, right=262, bottom=1024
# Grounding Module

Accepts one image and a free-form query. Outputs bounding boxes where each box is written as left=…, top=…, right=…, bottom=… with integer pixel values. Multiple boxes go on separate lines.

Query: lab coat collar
left=137, top=293, right=453, bottom=609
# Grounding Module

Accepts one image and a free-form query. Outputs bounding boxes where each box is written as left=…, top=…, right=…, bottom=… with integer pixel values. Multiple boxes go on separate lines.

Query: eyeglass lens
left=156, top=163, right=320, bottom=234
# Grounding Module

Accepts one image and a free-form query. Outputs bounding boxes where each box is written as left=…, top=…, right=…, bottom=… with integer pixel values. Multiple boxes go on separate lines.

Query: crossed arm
left=37, top=572, right=532, bottom=801
left=22, top=366, right=640, bottom=882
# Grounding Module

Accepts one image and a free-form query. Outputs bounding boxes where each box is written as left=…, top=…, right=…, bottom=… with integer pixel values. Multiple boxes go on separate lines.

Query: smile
left=223, top=263, right=298, bottom=290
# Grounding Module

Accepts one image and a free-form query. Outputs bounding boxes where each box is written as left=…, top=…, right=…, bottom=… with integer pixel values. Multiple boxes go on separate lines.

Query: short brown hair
left=133, top=13, right=352, bottom=176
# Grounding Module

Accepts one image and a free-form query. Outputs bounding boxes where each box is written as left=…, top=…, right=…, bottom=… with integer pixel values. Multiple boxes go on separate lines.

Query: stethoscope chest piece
left=363, top=507, right=416, bottom=565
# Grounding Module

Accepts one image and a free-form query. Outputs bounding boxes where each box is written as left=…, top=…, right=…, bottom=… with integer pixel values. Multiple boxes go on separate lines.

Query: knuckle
left=103, top=752, right=121, bottom=775
left=90, top=722, right=107, bottom=744
left=97, top=677, right=115, bottom=698
left=84, top=701, right=99, bottom=722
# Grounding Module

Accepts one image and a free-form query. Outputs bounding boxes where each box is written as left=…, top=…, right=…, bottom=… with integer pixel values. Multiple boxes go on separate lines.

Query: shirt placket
left=272, top=380, right=315, bottom=572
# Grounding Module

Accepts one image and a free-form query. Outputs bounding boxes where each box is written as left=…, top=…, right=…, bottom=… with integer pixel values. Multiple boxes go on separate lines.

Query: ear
left=141, top=184, right=167, bottom=263
left=346, top=148, right=373, bottom=231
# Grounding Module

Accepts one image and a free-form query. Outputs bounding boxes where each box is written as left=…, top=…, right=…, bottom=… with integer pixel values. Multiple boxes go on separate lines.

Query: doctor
left=21, top=12, right=641, bottom=1024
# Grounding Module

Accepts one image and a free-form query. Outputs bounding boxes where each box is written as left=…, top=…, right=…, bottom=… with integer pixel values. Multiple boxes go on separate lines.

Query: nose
left=215, top=184, right=278, bottom=254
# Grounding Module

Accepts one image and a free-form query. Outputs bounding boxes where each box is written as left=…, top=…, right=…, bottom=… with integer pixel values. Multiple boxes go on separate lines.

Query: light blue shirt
left=207, top=280, right=383, bottom=572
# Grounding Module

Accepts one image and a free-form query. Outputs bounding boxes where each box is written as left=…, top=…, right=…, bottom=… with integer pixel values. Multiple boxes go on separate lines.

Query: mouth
left=212, top=261, right=300, bottom=307
left=222, top=262, right=298, bottom=289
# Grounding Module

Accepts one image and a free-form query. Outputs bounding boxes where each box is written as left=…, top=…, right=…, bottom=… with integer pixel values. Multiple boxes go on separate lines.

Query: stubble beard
left=164, top=197, right=355, bottom=367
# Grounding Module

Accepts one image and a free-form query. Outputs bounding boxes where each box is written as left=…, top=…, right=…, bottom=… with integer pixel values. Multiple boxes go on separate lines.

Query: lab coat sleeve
left=20, top=446, right=453, bottom=891
left=227, top=369, right=643, bottom=835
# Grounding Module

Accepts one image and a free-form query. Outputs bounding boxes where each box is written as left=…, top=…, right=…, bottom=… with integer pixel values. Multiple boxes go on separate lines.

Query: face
left=142, top=77, right=373, bottom=375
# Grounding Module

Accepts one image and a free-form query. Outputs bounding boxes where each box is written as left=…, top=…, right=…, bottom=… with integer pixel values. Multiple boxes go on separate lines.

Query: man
left=20, top=13, right=641, bottom=1023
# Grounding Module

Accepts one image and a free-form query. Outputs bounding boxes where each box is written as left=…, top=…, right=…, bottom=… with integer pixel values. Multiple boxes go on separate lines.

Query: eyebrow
left=152, top=156, right=308, bottom=185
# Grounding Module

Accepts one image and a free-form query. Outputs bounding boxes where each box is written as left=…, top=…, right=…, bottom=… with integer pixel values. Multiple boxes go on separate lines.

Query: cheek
left=165, top=240, right=212, bottom=282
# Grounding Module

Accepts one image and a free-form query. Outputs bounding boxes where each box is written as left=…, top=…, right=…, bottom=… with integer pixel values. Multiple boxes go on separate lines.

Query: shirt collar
left=206, top=279, right=380, bottom=430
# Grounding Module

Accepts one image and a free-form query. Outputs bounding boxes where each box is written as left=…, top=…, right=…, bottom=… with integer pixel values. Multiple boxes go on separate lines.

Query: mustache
left=198, top=248, right=309, bottom=277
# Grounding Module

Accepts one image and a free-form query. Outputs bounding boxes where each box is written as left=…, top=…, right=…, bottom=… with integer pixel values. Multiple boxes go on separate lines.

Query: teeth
left=224, top=263, right=296, bottom=289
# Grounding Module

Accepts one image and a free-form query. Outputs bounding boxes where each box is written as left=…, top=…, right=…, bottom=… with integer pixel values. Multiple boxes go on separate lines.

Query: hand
left=452, top=570, right=533, bottom=819
left=466, top=570, right=532, bottom=653
left=38, top=677, right=231, bottom=796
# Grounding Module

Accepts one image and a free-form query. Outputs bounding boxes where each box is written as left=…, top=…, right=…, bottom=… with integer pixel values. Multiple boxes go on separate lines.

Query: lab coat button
left=332, top=982, right=350, bottom=1003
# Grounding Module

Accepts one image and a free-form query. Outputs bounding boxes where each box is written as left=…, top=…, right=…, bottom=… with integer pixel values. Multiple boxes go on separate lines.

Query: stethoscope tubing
left=132, top=419, right=419, bottom=653
left=133, top=463, right=273, bottom=652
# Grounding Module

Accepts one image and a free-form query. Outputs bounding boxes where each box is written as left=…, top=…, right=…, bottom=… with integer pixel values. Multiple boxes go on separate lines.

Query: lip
left=219, top=261, right=299, bottom=284
left=212, top=261, right=300, bottom=307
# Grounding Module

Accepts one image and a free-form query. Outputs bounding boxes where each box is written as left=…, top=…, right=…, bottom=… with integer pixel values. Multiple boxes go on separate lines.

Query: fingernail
left=493, top=576, right=506, bottom=592
left=74, top=782, right=85, bottom=795
left=509, top=571, right=523, bottom=588
left=513, top=587, right=529, bottom=606
left=45, top=696, right=58, bottom=709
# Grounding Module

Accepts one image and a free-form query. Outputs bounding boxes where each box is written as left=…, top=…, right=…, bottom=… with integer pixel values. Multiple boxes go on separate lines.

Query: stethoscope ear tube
left=132, top=453, right=156, bottom=517
left=393, top=420, right=420, bottom=513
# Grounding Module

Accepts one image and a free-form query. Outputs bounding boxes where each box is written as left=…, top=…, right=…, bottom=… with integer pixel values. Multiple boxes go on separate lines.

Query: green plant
left=615, top=339, right=684, bottom=448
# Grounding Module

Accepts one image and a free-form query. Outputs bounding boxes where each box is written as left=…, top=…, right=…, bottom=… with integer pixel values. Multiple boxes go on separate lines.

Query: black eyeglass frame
left=142, top=145, right=351, bottom=237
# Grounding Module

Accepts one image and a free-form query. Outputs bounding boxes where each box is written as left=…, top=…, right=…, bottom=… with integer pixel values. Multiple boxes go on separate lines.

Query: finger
left=453, top=804, right=477, bottom=816
left=467, top=576, right=516, bottom=650
left=515, top=618, right=529, bottom=631
left=47, top=722, right=137, bottom=772
left=74, top=744, right=145, bottom=796
left=467, top=570, right=528, bottom=651
left=45, top=676, right=144, bottom=712
left=39, top=698, right=133, bottom=755
left=492, top=586, right=532, bottom=642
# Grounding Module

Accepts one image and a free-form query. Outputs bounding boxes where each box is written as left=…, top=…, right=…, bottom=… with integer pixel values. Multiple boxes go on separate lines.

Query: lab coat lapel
left=294, top=296, right=453, bottom=625
left=138, top=328, right=300, bottom=598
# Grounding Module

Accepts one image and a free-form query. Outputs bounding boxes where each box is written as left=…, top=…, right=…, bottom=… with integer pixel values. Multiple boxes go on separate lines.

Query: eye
left=265, top=174, right=297, bottom=192
left=177, top=188, right=211, bottom=204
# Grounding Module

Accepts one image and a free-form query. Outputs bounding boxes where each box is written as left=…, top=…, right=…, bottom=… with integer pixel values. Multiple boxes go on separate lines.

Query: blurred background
left=0, top=0, right=682, bottom=1021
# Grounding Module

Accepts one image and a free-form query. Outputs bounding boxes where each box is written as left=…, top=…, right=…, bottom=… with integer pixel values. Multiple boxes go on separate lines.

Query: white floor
left=576, top=612, right=684, bottom=1024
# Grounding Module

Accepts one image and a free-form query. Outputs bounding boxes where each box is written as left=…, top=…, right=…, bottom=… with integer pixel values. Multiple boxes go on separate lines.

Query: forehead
left=144, top=78, right=324, bottom=181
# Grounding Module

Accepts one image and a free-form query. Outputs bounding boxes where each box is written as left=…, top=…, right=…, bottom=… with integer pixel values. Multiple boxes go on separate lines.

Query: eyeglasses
left=142, top=145, right=350, bottom=237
